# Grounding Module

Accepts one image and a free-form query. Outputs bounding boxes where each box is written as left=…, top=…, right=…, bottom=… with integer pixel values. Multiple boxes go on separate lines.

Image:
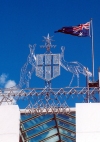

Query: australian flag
left=55, top=22, right=90, bottom=37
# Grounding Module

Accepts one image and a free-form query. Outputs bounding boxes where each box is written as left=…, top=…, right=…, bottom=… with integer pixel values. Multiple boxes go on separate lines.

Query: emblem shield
left=36, top=54, right=60, bottom=81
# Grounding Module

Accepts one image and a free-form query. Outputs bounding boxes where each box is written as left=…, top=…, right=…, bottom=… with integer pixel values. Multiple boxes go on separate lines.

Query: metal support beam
left=20, top=108, right=75, bottom=114
left=86, top=68, right=90, bottom=103
left=20, top=130, right=25, bottom=142
left=54, top=114, right=61, bottom=142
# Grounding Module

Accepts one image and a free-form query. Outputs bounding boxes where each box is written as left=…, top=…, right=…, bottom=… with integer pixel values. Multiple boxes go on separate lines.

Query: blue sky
left=0, top=0, right=100, bottom=106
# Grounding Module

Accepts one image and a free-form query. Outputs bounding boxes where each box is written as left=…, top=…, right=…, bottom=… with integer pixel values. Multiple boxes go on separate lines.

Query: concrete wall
left=0, top=105, right=20, bottom=142
left=76, top=103, right=100, bottom=142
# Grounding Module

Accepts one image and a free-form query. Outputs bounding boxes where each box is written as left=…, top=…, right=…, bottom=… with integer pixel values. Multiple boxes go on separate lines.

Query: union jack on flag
left=55, top=22, right=90, bottom=37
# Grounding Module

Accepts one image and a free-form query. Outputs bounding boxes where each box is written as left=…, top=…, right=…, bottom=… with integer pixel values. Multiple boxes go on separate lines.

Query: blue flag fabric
left=55, top=22, right=90, bottom=37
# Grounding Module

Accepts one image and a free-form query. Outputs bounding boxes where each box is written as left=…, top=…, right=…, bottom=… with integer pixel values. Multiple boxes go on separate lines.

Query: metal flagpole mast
left=91, top=18, right=94, bottom=82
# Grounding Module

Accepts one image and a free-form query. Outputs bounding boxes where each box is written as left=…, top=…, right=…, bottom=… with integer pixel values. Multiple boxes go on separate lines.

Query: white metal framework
left=0, top=34, right=98, bottom=114
left=18, top=34, right=92, bottom=88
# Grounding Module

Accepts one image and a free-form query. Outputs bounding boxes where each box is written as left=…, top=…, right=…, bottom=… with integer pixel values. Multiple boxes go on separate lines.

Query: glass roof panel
left=20, top=113, right=76, bottom=142
left=57, top=120, right=75, bottom=131
left=29, top=128, right=58, bottom=142
left=26, top=120, right=56, bottom=138
left=21, top=114, right=35, bottom=121
left=22, top=114, right=53, bottom=130
left=61, top=135, right=75, bottom=142
left=44, top=135, right=59, bottom=142
left=57, top=114, right=75, bottom=124
left=59, top=127, right=75, bottom=139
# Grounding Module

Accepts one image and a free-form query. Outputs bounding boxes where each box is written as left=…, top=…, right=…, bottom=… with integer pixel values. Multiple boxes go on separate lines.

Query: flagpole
left=91, top=18, right=94, bottom=82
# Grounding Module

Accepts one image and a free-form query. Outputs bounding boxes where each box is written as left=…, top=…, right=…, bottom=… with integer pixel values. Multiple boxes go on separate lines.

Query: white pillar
left=76, top=103, right=100, bottom=142
left=0, top=105, right=20, bottom=142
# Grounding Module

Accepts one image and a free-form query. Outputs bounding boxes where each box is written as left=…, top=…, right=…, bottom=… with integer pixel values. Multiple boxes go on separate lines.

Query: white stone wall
left=0, top=105, right=20, bottom=142
left=76, top=103, right=100, bottom=142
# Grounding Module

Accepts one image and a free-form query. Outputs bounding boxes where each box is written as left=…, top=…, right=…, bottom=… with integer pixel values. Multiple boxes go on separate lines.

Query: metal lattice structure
left=0, top=34, right=99, bottom=113
left=0, top=87, right=99, bottom=114
left=18, top=34, right=92, bottom=88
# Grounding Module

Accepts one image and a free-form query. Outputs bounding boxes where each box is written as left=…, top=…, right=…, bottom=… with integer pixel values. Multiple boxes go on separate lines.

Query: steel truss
left=0, top=87, right=100, bottom=114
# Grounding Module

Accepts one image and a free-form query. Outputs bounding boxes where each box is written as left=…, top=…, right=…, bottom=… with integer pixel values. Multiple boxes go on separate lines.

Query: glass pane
left=61, top=135, right=75, bottom=142
left=57, top=114, right=75, bottom=124
left=46, top=135, right=59, bottom=142
left=26, top=120, right=56, bottom=138
left=30, top=128, right=57, bottom=142
left=23, top=114, right=53, bottom=130
left=21, top=114, right=35, bottom=121
left=59, top=128, right=75, bottom=138
left=57, top=120, right=75, bottom=131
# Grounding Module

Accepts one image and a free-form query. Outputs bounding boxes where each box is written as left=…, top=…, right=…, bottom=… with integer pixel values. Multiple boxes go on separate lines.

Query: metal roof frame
left=20, top=111, right=76, bottom=142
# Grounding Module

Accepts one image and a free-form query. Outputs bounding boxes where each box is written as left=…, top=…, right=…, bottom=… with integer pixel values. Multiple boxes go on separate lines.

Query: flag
left=55, top=22, right=90, bottom=37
